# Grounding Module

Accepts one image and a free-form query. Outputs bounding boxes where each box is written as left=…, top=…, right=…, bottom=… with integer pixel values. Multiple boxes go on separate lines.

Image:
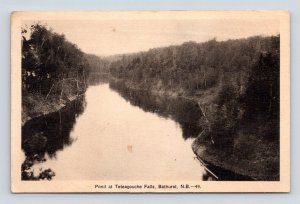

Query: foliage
left=106, top=36, right=278, bottom=96
left=22, top=23, right=89, bottom=97
left=85, top=53, right=111, bottom=74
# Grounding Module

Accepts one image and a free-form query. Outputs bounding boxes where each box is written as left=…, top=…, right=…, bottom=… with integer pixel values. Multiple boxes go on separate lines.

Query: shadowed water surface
left=22, top=83, right=207, bottom=180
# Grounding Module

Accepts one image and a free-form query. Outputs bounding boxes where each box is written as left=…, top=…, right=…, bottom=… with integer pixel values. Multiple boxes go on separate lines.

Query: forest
left=21, top=24, right=90, bottom=123
left=21, top=22, right=280, bottom=180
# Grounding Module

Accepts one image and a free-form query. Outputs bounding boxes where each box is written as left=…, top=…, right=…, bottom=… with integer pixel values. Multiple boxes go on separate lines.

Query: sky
left=23, top=14, right=280, bottom=56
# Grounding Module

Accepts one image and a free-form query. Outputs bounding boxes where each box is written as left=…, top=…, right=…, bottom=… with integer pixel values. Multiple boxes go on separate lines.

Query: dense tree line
left=108, top=37, right=278, bottom=109
left=108, top=36, right=278, bottom=96
left=22, top=23, right=89, bottom=99
left=85, top=54, right=111, bottom=74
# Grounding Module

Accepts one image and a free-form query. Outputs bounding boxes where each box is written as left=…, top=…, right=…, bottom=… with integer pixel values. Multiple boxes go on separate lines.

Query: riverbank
left=109, top=77, right=219, bottom=105
left=192, top=121, right=279, bottom=181
left=109, top=78, right=279, bottom=181
left=22, top=91, right=83, bottom=126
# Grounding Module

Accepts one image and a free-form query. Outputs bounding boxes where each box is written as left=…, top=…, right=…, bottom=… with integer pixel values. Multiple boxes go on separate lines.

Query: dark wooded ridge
left=22, top=24, right=89, bottom=97
left=21, top=24, right=90, bottom=123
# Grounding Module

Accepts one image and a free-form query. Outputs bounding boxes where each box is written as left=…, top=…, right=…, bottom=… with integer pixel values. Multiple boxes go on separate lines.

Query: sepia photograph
left=11, top=11, right=290, bottom=193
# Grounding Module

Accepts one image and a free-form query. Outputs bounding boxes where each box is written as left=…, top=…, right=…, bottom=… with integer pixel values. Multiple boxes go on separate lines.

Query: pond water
left=22, top=83, right=207, bottom=181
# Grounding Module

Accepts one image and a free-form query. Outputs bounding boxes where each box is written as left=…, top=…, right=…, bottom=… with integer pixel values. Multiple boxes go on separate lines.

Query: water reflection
left=21, top=83, right=209, bottom=181
left=108, top=82, right=255, bottom=181
left=21, top=81, right=256, bottom=181
left=88, top=73, right=109, bottom=86
left=21, top=95, right=86, bottom=180
left=109, top=81, right=203, bottom=140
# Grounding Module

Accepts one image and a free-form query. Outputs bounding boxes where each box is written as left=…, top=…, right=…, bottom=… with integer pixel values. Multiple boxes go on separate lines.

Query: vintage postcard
left=11, top=11, right=290, bottom=193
